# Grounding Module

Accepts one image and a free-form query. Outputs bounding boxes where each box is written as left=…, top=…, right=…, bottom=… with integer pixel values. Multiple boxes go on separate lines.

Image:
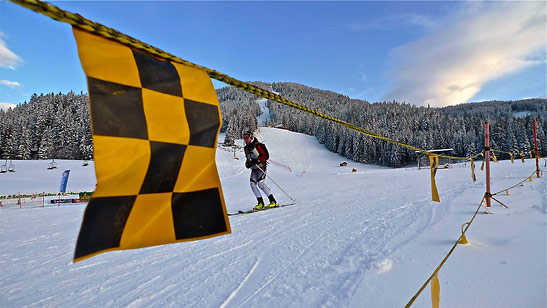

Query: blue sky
left=0, top=1, right=545, bottom=111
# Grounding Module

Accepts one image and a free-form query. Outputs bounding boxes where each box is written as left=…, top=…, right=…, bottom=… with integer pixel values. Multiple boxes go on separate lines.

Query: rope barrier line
left=405, top=169, right=541, bottom=307
left=491, top=170, right=538, bottom=196
left=491, top=149, right=514, bottom=155
left=9, top=0, right=485, bottom=162
left=491, top=149, right=535, bottom=161
left=492, top=149, right=535, bottom=156
left=404, top=195, right=485, bottom=308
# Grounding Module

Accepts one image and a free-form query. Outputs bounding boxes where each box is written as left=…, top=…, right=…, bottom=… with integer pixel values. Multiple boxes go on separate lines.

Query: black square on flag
left=171, top=188, right=227, bottom=239
left=140, top=141, right=187, bottom=194
left=184, top=99, right=220, bottom=148
left=74, top=195, right=136, bottom=260
left=87, top=77, right=148, bottom=139
left=133, top=50, right=183, bottom=98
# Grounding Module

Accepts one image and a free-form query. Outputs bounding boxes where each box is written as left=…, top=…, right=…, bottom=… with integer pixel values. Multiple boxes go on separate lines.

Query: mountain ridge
left=219, top=82, right=545, bottom=167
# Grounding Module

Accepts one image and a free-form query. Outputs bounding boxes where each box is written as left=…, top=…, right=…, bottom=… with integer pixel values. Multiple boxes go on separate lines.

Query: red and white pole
left=534, top=119, right=540, bottom=178
left=42, top=192, right=45, bottom=207
left=485, top=122, right=491, bottom=207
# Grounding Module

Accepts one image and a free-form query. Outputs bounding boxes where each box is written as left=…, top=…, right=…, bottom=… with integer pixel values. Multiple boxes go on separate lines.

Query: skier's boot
left=254, top=197, right=265, bottom=210
left=267, top=194, right=279, bottom=208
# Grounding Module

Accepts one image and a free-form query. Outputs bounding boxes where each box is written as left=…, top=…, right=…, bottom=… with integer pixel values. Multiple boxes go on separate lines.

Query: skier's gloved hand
left=250, top=159, right=260, bottom=165
left=245, top=161, right=251, bottom=169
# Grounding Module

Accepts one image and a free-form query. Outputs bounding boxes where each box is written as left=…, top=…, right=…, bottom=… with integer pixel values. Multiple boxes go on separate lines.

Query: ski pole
left=254, top=164, right=296, bottom=202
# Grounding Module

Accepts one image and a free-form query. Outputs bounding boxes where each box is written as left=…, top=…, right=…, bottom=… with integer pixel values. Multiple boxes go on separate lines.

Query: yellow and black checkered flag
left=72, top=28, right=231, bottom=262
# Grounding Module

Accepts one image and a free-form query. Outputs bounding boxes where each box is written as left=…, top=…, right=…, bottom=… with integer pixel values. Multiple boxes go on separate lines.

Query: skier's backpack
left=257, top=142, right=269, bottom=161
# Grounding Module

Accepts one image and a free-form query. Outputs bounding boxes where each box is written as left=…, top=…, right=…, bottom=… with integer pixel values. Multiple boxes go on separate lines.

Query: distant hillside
left=441, top=99, right=547, bottom=119
left=216, top=81, right=268, bottom=144
left=0, top=85, right=545, bottom=167
left=219, top=82, right=546, bottom=167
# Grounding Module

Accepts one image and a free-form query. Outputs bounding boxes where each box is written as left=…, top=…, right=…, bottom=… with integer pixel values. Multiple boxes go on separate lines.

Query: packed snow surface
left=1, top=127, right=545, bottom=308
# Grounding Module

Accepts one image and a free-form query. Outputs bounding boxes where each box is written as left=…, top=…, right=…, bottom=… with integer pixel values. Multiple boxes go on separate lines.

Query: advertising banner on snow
left=60, top=170, right=70, bottom=193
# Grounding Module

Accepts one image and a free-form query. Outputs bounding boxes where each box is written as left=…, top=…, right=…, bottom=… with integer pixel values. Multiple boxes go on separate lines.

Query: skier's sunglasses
left=243, top=136, right=251, bottom=140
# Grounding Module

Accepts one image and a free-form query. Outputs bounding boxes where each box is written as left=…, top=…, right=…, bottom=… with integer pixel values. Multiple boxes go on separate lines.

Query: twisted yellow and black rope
left=9, top=0, right=486, bottom=161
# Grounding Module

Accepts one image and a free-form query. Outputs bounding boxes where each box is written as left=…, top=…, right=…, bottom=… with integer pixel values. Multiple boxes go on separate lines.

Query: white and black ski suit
left=244, top=138, right=272, bottom=198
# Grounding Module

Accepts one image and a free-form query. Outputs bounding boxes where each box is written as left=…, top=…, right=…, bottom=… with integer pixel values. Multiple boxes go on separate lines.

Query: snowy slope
left=1, top=127, right=545, bottom=308
left=0, top=160, right=96, bottom=195
left=257, top=99, right=271, bottom=126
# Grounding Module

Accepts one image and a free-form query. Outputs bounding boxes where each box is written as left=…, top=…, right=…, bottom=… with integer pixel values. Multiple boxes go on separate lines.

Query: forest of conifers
left=1, top=83, right=545, bottom=167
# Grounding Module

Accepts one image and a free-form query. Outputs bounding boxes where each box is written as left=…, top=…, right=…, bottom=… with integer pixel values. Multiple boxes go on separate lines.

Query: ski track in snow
left=235, top=224, right=335, bottom=308
left=220, top=257, right=261, bottom=308
left=0, top=128, right=545, bottom=308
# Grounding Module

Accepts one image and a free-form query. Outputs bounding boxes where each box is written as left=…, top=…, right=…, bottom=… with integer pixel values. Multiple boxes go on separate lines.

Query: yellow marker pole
left=431, top=270, right=440, bottom=308
left=429, top=156, right=440, bottom=202
left=470, top=159, right=476, bottom=182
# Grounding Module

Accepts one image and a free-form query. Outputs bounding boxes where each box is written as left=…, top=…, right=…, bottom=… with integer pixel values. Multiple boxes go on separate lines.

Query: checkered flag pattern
left=72, top=28, right=231, bottom=262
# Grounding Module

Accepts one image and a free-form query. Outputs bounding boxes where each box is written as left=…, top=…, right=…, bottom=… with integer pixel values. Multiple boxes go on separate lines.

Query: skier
left=243, top=130, right=278, bottom=210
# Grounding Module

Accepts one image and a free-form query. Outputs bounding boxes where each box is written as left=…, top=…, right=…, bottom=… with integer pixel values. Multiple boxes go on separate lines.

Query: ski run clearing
left=1, top=127, right=545, bottom=308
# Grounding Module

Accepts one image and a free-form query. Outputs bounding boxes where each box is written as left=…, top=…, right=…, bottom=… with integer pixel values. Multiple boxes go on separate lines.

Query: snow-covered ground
left=1, top=127, right=545, bottom=308
left=0, top=160, right=96, bottom=196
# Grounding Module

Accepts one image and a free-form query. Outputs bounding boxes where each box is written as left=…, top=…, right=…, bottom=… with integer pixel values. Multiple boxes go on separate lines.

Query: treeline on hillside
left=266, top=82, right=545, bottom=167
left=442, top=99, right=547, bottom=118
left=217, top=82, right=266, bottom=144
left=0, top=87, right=265, bottom=161
left=0, top=92, right=92, bottom=160
left=0, top=86, right=545, bottom=167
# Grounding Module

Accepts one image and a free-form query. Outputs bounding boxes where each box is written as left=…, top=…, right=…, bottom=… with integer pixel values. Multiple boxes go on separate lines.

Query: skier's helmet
left=242, top=130, right=253, bottom=139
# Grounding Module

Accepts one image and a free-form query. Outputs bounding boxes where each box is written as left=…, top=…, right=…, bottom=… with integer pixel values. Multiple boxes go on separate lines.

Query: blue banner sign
left=60, top=170, right=70, bottom=193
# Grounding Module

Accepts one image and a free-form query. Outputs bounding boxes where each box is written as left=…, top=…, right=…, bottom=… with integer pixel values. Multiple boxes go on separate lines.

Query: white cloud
left=347, top=13, right=437, bottom=32
left=0, top=32, right=22, bottom=69
left=382, top=2, right=547, bottom=107
left=407, top=14, right=437, bottom=30
left=0, top=102, right=17, bottom=111
left=0, top=80, right=21, bottom=88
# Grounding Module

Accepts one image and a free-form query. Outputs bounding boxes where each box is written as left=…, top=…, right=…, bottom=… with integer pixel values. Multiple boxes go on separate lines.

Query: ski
left=228, top=202, right=296, bottom=216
